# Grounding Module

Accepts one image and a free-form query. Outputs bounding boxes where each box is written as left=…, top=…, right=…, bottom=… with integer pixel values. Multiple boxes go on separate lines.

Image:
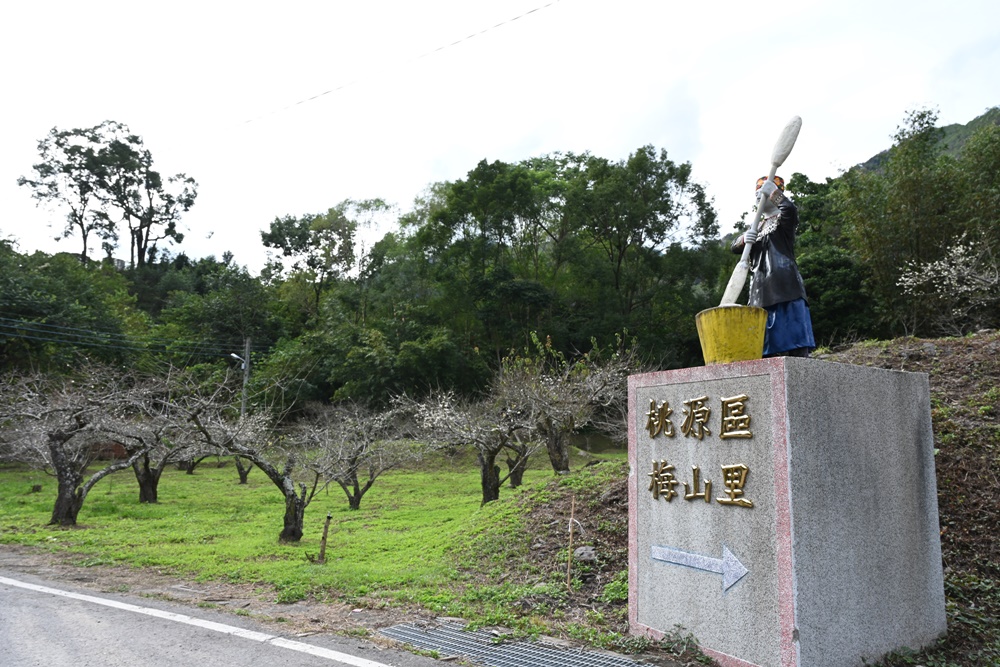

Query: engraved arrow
left=651, top=544, right=749, bottom=591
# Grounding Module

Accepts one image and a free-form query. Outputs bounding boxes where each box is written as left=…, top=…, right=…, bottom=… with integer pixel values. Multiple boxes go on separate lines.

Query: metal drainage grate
left=380, top=621, right=640, bottom=667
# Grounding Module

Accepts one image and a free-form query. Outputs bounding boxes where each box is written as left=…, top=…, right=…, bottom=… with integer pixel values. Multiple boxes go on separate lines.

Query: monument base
left=628, top=357, right=946, bottom=667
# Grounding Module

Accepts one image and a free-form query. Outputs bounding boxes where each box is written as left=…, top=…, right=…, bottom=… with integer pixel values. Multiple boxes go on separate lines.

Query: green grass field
left=0, top=450, right=717, bottom=662
left=0, top=456, right=536, bottom=605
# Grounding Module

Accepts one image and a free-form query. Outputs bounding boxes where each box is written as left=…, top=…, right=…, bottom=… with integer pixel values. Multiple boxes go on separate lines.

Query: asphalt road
left=0, top=570, right=442, bottom=667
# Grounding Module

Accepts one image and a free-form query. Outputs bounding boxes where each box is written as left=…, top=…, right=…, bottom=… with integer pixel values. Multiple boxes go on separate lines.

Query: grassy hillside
left=440, top=330, right=1000, bottom=665
left=818, top=331, right=1000, bottom=665
left=2, top=331, right=998, bottom=666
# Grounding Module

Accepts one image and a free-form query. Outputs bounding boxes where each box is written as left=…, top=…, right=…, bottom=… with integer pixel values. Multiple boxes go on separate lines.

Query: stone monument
left=627, top=357, right=946, bottom=667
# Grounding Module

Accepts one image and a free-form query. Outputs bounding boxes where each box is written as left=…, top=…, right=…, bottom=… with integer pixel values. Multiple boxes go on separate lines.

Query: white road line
left=0, top=575, right=391, bottom=667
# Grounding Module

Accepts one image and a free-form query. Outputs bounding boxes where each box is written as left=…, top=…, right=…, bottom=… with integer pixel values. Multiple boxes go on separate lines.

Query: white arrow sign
left=651, top=544, right=749, bottom=591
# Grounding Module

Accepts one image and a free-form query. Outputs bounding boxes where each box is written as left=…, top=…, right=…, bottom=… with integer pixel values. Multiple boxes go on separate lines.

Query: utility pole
left=240, top=336, right=251, bottom=418
left=230, top=337, right=253, bottom=484
left=230, top=337, right=252, bottom=419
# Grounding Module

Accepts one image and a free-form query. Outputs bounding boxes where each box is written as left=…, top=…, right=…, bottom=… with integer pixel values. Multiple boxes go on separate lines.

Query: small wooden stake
left=566, top=495, right=576, bottom=592
left=317, top=513, right=332, bottom=564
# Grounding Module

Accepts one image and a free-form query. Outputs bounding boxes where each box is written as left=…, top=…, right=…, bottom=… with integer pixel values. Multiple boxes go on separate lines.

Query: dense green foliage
left=0, top=242, right=143, bottom=369
left=5, top=107, right=1000, bottom=398
left=794, top=107, right=1000, bottom=339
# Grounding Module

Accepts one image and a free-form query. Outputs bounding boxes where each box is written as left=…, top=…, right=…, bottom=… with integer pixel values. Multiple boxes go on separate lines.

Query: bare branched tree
left=0, top=367, right=153, bottom=526
left=101, top=369, right=200, bottom=503
left=580, top=336, right=642, bottom=447
left=172, top=369, right=318, bottom=543
left=290, top=401, right=427, bottom=510
left=407, top=391, right=538, bottom=505
left=494, top=333, right=641, bottom=474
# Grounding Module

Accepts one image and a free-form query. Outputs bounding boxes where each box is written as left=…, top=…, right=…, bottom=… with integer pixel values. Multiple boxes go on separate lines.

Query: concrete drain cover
left=380, top=621, right=640, bottom=667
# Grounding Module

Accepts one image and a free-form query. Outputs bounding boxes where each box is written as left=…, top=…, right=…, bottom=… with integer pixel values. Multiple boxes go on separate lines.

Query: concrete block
left=628, top=357, right=946, bottom=667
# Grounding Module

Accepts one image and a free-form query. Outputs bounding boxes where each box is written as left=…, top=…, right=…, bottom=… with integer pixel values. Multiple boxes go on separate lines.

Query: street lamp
left=230, top=339, right=253, bottom=484
left=230, top=339, right=251, bottom=418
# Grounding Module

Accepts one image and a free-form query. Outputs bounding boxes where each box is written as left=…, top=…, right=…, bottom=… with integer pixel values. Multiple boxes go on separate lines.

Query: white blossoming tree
left=897, top=233, right=1000, bottom=335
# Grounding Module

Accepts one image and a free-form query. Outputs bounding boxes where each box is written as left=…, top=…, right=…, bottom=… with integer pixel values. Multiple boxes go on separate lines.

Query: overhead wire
left=243, top=0, right=562, bottom=124
left=0, top=315, right=240, bottom=353
left=0, top=315, right=259, bottom=359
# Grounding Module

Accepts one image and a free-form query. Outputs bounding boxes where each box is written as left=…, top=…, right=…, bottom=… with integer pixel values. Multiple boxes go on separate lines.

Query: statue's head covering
left=756, top=175, right=785, bottom=191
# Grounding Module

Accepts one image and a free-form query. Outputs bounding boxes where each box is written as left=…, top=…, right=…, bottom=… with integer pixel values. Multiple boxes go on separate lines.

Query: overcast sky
left=3, top=0, right=998, bottom=272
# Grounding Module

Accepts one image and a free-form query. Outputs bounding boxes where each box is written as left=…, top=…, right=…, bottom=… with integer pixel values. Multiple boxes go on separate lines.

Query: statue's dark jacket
left=730, top=198, right=807, bottom=308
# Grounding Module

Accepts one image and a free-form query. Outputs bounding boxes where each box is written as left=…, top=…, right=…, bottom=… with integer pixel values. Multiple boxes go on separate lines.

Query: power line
left=0, top=317, right=261, bottom=358
left=0, top=316, right=238, bottom=354
left=0, top=328, right=225, bottom=358
left=244, top=0, right=562, bottom=124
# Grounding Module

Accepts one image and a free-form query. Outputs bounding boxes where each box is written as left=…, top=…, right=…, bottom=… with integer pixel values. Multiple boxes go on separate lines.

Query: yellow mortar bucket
left=695, top=305, right=767, bottom=365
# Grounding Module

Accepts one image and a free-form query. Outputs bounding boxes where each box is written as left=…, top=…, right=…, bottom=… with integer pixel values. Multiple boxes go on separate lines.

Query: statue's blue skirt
left=764, top=298, right=816, bottom=356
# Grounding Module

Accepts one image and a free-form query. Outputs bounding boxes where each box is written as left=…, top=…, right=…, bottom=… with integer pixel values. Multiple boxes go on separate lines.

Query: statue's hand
left=757, top=180, right=779, bottom=199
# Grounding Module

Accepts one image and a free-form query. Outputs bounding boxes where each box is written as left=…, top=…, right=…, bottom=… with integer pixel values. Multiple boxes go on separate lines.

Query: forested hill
left=859, top=105, right=1000, bottom=171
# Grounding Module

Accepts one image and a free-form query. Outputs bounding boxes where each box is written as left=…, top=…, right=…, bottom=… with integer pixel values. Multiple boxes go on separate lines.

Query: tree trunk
left=50, top=472, right=85, bottom=526
left=478, top=450, right=502, bottom=505
left=132, top=455, right=161, bottom=503
left=344, top=473, right=363, bottom=511
left=178, top=455, right=209, bottom=475
left=234, top=456, right=252, bottom=484
left=505, top=451, right=528, bottom=488
left=280, top=488, right=306, bottom=543
left=250, top=456, right=310, bottom=543
left=47, top=432, right=86, bottom=526
left=338, top=470, right=377, bottom=511
left=544, top=426, right=571, bottom=474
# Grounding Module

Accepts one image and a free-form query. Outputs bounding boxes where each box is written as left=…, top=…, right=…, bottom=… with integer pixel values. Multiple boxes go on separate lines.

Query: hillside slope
left=860, top=106, right=1000, bottom=171
left=494, top=331, right=1000, bottom=665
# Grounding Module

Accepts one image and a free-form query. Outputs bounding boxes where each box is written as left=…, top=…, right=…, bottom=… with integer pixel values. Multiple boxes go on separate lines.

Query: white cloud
left=3, top=0, right=998, bottom=271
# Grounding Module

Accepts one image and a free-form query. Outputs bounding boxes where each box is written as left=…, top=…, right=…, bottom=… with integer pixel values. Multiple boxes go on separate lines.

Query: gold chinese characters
left=646, top=394, right=753, bottom=441
left=649, top=461, right=754, bottom=508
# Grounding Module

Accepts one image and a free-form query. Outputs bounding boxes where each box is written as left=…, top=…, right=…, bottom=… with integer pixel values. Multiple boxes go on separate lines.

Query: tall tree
left=786, top=173, right=881, bottom=343
left=838, top=108, right=985, bottom=335
left=262, top=199, right=390, bottom=316
left=92, top=122, right=197, bottom=267
left=892, top=121, right=1000, bottom=334
left=17, top=126, right=115, bottom=261
left=429, top=159, right=539, bottom=279
left=416, top=162, right=554, bottom=357
left=19, top=121, right=197, bottom=268
left=568, top=146, right=717, bottom=321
